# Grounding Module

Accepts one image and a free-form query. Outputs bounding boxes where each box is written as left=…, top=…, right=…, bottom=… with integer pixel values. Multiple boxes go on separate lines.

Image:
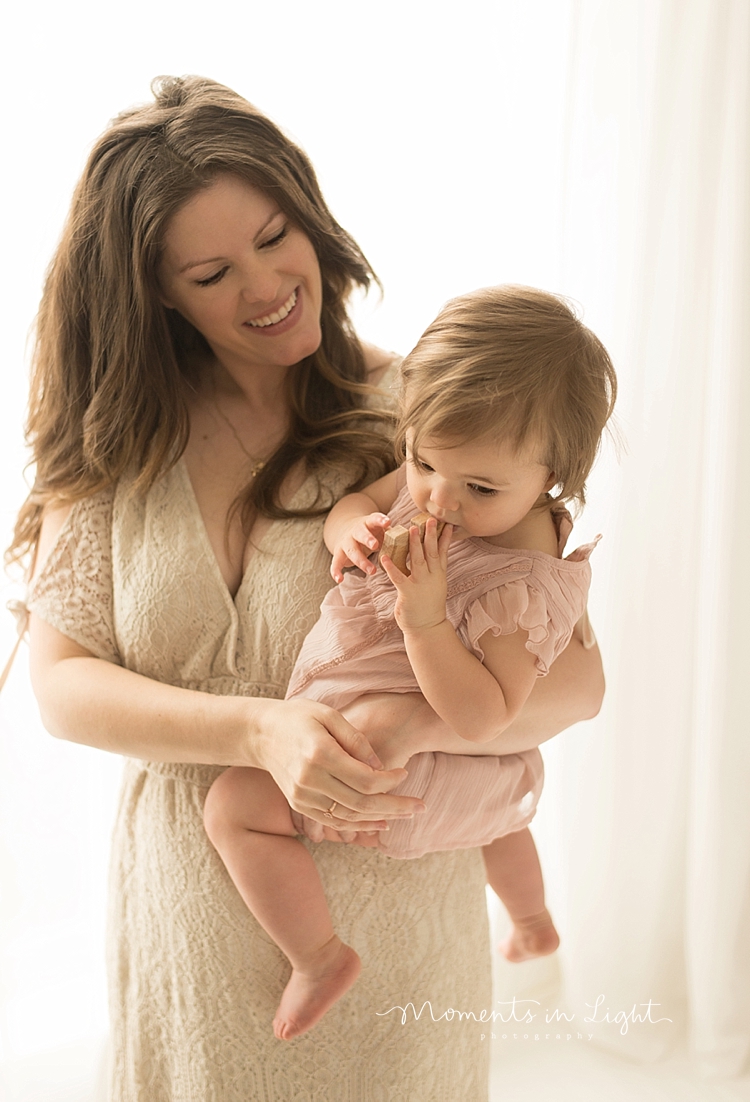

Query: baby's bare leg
left=341, top=690, right=553, bottom=766
left=340, top=692, right=440, bottom=770
left=203, top=767, right=360, bottom=1039
left=483, top=828, right=560, bottom=962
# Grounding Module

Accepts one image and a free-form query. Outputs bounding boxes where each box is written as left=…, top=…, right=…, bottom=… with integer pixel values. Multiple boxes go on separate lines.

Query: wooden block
left=379, top=515, right=446, bottom=575
left=380, top=524, right=410, bottom=573
left=408, top=513, right=446, bottom=541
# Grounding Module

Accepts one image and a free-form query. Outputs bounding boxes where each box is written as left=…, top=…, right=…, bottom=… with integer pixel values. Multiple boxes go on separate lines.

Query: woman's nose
left=239, top=260, right=282, bottom=306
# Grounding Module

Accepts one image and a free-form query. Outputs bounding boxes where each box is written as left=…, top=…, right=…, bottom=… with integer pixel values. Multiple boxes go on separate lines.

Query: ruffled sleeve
left=463, top=548, right=596, bottom=675
left=26, top=486, right=120, bottom=664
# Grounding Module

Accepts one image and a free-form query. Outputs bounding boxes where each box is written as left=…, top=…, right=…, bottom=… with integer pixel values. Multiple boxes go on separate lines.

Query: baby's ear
left=543, top=472, right=557, bottom=492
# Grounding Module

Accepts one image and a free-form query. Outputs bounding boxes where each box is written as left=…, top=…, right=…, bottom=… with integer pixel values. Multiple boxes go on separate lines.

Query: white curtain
left=1, top=0, right=748, bottom=1095
left=522, top=0, right=750, bottom=1078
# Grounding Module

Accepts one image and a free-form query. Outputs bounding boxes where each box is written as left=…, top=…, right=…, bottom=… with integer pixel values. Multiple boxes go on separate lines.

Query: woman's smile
left=245, top=288, right=299, bottom=330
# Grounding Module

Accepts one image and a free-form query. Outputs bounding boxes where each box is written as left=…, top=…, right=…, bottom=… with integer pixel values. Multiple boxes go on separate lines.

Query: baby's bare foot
left=273, top=936, right=361, bottom=1041
left=499, top=908, right=560, bottom=963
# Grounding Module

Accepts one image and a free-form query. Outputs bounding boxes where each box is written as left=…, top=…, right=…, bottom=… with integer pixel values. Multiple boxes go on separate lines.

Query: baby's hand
left=380, top=519, right=453, bottom=632
left=331, top=512, right=391, bottom=583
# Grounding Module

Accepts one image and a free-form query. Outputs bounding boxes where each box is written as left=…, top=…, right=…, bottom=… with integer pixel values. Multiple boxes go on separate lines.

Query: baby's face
left=405, top=434, right=556, bottom=542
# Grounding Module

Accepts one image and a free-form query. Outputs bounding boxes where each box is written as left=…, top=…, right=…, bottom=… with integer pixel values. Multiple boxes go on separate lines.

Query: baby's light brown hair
left=395, top=285, right=617, bottom=509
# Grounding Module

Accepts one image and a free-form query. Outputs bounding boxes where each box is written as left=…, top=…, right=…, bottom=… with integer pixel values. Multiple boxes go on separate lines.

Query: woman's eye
left=195, top=267, right=228, bottom=287
left=262, top=225, right=288, bottom=248
left=469, top=483, right=498, bottom=497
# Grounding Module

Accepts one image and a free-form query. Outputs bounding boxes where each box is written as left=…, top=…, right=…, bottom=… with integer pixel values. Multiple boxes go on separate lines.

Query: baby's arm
left=324, top=469, right=401, bottom=582
left=381, top=521, right=539, bottom=744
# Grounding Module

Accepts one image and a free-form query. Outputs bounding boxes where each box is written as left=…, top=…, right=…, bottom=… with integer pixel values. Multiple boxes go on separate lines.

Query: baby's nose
left=429, top=483, right=456, bottom=515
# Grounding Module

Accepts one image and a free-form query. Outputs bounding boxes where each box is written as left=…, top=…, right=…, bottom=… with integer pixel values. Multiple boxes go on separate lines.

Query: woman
left=11, top=77, right=604, bottom=1101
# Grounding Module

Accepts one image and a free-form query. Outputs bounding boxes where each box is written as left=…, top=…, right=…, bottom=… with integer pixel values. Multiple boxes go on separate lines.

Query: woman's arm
left=28, top=509, right=425, bottom=830
left=416, top=627, right=604, bottom=755
left=341, top=628, right=604, bottom=769
left=30, top=615, right=428, bottom=828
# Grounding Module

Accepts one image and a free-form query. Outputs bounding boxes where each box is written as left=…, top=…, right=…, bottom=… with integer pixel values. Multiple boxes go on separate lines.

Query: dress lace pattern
left=26, top=367, right=493, bottom=1101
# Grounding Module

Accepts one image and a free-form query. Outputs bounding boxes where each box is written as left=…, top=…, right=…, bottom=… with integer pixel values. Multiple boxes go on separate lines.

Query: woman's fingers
left=291, top=811, right=384, bottom=842
left=292, top=754, right=425, bottom=826
left=274, top=701, right=425, bottom=826
left=321, top=705, right=385, bottom=768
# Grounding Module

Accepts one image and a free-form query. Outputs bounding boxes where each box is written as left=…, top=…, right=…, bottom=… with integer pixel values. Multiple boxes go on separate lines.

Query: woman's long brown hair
left=9, top=76, right=395, bottom=566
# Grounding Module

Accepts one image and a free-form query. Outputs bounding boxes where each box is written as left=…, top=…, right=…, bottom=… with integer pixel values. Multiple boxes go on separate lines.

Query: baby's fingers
left=379, top=552, right=410, bottom=589
left=354, top=514, right=390, bottom=554
left=363, top=513, right=391, bottom=541
left=407, top=524, right=427, bottom=572
left=411, top=519, right=452, bottom=577
left=331, top=546, right=354, bottom=582
left=437, top=522, right=454, bottom=567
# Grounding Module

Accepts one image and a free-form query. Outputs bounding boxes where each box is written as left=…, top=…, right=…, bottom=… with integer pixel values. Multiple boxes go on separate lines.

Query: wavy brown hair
left=395, top=285, right=617, bottom=511
left=9, top=76, right=395, bottom=566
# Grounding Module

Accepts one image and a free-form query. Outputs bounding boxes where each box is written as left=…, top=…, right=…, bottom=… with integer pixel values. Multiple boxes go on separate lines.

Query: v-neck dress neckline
left=176, top=455, right=309, bottom=610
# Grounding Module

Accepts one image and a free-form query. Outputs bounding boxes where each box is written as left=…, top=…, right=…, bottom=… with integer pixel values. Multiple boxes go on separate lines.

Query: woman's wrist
left=223, top=694, right=284, bottom=769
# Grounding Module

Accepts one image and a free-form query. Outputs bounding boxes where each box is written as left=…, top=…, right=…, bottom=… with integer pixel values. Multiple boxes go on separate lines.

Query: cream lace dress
left=27, top=456, right=493, bottom=1102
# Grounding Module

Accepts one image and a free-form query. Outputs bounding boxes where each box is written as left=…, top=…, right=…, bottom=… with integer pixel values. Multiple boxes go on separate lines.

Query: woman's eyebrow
left=178, top=210, right=282, bottom=273
left=179, top=255, right=226, bottom=273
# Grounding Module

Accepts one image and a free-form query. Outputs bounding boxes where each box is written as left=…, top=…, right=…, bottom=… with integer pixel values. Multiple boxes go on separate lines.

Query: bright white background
left=1, top=2, right=749, bottom=1100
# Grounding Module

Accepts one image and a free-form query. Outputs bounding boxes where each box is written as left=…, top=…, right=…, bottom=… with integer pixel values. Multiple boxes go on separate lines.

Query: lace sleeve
left=26, top=486, right=120, bottom=663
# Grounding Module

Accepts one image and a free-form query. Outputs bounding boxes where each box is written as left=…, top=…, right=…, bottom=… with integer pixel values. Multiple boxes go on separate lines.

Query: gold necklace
left=210, top=392, right=267, bottom=479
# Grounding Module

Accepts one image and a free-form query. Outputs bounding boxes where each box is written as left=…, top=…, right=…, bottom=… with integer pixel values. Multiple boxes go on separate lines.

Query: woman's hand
left=252, top=697, right=426, bottom=831
left=330, top=512, right=391, bottom=583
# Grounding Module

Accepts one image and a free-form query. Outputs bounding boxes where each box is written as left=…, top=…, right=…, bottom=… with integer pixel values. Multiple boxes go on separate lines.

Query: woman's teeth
left=247, top=289, right=297, bottom=328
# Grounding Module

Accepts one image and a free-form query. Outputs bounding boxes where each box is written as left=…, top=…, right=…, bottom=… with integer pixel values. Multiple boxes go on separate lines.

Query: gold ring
left=323, top=800, right=338, bottom=820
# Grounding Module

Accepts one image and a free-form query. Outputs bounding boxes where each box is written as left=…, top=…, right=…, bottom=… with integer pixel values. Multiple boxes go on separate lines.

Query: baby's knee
left=203, top=767, right=244, bottom=843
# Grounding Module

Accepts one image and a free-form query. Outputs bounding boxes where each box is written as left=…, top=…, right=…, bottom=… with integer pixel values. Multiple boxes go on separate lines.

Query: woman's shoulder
left=31, top=485, right=116, bottom=585
left=362, top=343, right=401, bottom=386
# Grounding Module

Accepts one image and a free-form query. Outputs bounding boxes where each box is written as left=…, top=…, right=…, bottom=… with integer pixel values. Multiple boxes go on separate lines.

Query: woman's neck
left=207, top=352, right=290, bottom=416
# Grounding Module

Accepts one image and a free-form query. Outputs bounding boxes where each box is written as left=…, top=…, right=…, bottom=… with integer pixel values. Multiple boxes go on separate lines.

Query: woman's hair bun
left=150, top=75, right=190, bottom=109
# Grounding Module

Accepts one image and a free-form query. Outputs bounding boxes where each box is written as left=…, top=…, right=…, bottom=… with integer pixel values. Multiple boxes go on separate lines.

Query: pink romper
left=287, top=472, right=598, bottom=859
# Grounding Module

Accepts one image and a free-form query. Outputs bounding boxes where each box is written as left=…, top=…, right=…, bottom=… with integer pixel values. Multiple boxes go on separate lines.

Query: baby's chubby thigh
left=339, top=691, right=436, bottom=771
left=203, top=765, right=297, bottom=847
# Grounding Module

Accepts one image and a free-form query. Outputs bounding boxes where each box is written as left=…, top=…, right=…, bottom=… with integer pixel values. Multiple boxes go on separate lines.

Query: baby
left=204, top=285, right=616, bottom=1041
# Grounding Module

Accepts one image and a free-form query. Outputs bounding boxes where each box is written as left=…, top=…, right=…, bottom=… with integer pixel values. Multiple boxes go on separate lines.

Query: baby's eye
left=195, top=267, right=228, bottom=287
left=410, top=456, right=434, bottom=472
left=468, top=483, right=498, bottom=497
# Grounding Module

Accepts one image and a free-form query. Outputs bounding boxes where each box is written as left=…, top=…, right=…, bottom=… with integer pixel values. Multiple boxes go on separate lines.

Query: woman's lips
left=243, top=288, right=301, bottom=336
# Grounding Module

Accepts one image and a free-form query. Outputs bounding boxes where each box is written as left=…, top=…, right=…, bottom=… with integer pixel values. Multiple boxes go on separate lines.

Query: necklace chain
left=210, top=391, right=267, bottom=479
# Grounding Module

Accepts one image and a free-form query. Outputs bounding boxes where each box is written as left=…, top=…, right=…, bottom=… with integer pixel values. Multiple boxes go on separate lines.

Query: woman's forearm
left=31, top=646, right=267, bottom=766
left=490, top=634, right=605, bottom=752
left=28, top=616, right=424, bottom=826
left=342, top=634, right=605, bottom=767
left=430, top=634, right=604, bottom=754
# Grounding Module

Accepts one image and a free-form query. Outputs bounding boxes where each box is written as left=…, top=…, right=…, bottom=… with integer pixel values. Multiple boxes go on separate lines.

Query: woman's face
left=159, top=175, right=323, bottom=376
